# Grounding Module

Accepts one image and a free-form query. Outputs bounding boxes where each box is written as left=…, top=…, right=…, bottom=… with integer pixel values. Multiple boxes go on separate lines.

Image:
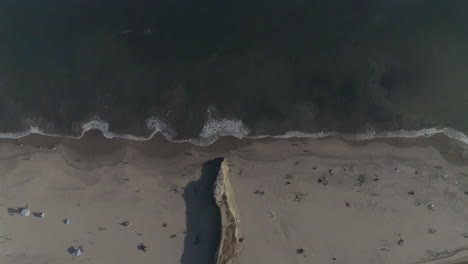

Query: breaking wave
left=0, top=115, right=467, bottom=147
left=250, top=127, right=468, bottom=145
left=0, top=116, right=176, bottom=141
left=191, top=117, right=250, bottom=146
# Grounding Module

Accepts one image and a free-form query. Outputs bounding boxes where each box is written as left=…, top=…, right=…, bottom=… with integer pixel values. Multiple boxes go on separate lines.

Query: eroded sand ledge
left=214, top=158, right=241, bottom=264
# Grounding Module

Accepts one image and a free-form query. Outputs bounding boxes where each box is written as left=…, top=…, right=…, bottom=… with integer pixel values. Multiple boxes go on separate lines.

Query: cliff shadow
left=180, top=158, right=223, bottom=264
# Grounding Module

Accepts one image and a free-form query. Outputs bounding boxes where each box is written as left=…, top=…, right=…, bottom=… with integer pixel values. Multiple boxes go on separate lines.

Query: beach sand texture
left=0, top=134, right=467, bottom=264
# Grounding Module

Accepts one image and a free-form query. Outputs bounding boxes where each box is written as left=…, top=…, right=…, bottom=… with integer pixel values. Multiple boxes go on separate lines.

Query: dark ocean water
left=0, top=0, right=467, bottom=142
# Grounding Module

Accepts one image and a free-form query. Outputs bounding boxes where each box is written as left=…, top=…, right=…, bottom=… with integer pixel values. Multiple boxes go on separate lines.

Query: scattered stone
left=238, top=237, right=245, bottom=243
left=98, top=226, right=106, bottom=231
left=455, top=181, right=460, bottom=186
left=15, top=140, right=23, bottom=147
left=395, top=168, right=400, bottom=172
left=161, top=223, right=167, bottom=228
left=285, top=174, right=294, bottom=179
left=254, top=190, right=265, bottom=195
left=415, top=170, right=420, bottom=175
left=74, top=246, right=84, bottom=256
left=285, top=180, right=292, bottom=185
left=121, top=221, right=131, bottom=227
left=312, top=166, right=317, bottom=170
left=268, top=211, right=275, bottom=219
left=357, top=174, right=366, bottom=185
left=427, top=228, right=437, bottom=235
left=47, top=145, right=56, bottom=150
left=169, top=185, right=180, bottom=194
left=170, top=234, right=177, bottom=238
left=296, top=248, right=305, bottom=254
left=328, top=169, right=334, bottom=175
left=435, top=165, right=443, bottom=169
left=317, top=177, right=328, bottom=185
left=408, top=191, right=415, bottom=195
left=64, top=219, right=71, bottom=224
left=345, top=202, right=350, bottom=207
left=293, top=192, right=305, bottom=202
left=331, top=257, right=337, bottom=261
left=427, top=204, right=435, bottom=211
left=20, top=208, right=30, bottom=216
left=464, top=192, right=468, bottom=196
left=138, top=243, right=148, bottom=253
left=397, top=239, right=404, bottom=246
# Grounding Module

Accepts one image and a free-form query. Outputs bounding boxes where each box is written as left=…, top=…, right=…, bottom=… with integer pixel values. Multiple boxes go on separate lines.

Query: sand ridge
left=214, top=158, right=241, bottom=264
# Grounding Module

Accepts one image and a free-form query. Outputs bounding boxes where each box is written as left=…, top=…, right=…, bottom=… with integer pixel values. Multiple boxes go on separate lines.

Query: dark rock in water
left=296, top=248, right=305, bottom=254
left=408, top=191, right=415, bottom=195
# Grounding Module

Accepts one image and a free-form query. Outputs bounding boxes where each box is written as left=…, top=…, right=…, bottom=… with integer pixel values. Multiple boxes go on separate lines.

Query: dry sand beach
left=0, top=132, right=467, bottom=264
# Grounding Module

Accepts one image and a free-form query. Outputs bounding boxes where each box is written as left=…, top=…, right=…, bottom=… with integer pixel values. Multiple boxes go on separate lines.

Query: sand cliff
left=214, top=159, right=241, bottom=264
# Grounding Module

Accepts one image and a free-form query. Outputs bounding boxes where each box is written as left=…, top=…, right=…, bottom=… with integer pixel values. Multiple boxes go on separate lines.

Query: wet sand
left=0, top=132, right=466, bottom=264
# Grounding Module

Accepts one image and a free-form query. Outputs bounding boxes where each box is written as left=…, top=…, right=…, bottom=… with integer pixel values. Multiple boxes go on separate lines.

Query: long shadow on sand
left=180, top=158, right=223, bottom=264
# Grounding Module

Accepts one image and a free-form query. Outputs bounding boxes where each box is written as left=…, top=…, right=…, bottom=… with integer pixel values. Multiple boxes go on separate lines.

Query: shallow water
left=0, top=1, right=467, bottom=142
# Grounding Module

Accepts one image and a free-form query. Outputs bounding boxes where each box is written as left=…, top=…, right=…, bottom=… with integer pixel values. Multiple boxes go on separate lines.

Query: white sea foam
left=250, top=127, right=468, bottom=145
left=0, top=115, right=175, bottom=141
left=189, top=117, right=250, bottom=146
left=0, top=114, right=466, bottom=147
left=79, top=116, right=176, bottom=141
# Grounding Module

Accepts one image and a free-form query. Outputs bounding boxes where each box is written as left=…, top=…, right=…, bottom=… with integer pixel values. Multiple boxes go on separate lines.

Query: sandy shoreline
left=0, top=131, right=467, bottom=263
